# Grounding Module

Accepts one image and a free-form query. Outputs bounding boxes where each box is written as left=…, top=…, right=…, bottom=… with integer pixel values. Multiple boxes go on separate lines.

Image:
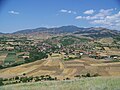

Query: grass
left=0, top=77, right=120, bottom=90
left=4, top=52, right=16, bottom=63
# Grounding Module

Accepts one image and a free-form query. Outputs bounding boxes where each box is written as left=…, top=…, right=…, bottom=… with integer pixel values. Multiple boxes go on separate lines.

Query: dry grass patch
left=0, top=77, right=120, bottom=90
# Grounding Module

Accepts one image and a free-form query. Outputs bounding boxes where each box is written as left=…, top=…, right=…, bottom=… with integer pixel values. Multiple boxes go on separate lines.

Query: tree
left=15, top=76, right=19, bottom=80
left=25, top=50, right=48, bottom=63
left=0, top=78, right=4, bottom=86
left=40, top=75, right=45, bottom=80
left=20, top=77, right=28, bottom=83
left=28, top=76, right=33, bottom=82
left=35, top=76, right=40, bottom=82
left=23, top=73, right=26, bottom=76
left=66, top=77, right=70, bottom=80
left=74, top=75, right=81, bottom=78
left=0, top=65, right=3, bottom=69
left=86, top=73, right=91, bottom=77
left=54, top=77, right=57, bottom=80
left=49, top=53, right=52, bottom=56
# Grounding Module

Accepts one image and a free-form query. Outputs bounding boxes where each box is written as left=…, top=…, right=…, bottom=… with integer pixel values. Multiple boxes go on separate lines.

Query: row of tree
left=74, top=73, right=100, bottom=78
left=0, top=75, right=57, bottom=86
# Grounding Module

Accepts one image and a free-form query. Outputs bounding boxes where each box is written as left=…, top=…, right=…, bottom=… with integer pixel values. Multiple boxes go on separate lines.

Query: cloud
left=75, top=16, right=82, bottom=19
left=93, top=9, right=114, bottom=19
left=60, top=9, right=77, bottom=14
left=75, top=8, right=120, bottom=30
left=60, top=9, right=67, bottom=13
left=72, top=11, right=77, bottom=14
left=75, top=15, right=96, bottom=20
left=84, top=10, right=95, bottom=14
left=91, top=11, right=120, bottom=26
left=76, top=9, right=114, bottom=20
left=8, top=10, right=20, bottom=15
left=68, top=10, right=72, bottom=13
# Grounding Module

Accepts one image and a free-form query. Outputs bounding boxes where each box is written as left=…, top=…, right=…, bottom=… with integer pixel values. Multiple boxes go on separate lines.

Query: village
left=0, top=34, right=120, bottom=69
left=1, top=0, right=120, bottom=89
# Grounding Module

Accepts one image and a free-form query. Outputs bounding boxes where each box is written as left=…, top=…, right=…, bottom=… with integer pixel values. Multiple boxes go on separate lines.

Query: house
left=22, top=56, right=29, bottom=59
left=6, top=47, right=14, bottom=51
left=110, top=55, right=119, bottom=60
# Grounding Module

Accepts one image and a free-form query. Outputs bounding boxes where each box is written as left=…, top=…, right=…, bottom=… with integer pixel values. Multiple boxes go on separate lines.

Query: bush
left=86, top=73, right=91, bottom=77
left=66, top=77, right=70, bottom=80
left=81, top=73, right=91, bottom=77
left=54, top=77, right=57, bottom=80
left=0, top=78, right=4, bottom=86
left=15, top=76, right=19, bottom=80
left=28, top=76, right=33, bottom=82
left=74, top=75, right=81, bottom=78
left=23, top=73, right=26, bottom=76
left=0, top=65, right=4, bottom=69
left=3, top=78, right=8, bottom=81
left=35, top=76, right=41, bottom=82
left=92, top=73, right=100, bottom=77
left=40, top=75, right=45, bottom=80
left=20, top=77, right=28, bottom=83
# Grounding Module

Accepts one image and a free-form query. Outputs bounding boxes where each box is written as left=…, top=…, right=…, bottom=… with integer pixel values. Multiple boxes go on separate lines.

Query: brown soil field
left=0, top=56, right=120, bottom=80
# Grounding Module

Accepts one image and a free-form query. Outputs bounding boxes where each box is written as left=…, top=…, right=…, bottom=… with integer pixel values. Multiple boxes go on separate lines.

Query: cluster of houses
left=0, top=35, right=120, bottom=67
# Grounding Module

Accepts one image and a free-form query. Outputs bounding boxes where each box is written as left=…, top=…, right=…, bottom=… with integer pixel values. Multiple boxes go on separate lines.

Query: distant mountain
left=74, top=27, right=120, bottom=38
left=0, top=32, right=3, bottom=34
left=13, top=27, right=48, bottom=34
left=13, top=25, right=80, bottom=34
left=13, top=25, right=120, bottom=38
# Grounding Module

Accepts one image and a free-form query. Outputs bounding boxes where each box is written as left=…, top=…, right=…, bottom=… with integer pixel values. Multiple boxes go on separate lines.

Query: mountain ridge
left=0, top=25, right=120, bottom=38
left=12, top=25, right=119, bottom=34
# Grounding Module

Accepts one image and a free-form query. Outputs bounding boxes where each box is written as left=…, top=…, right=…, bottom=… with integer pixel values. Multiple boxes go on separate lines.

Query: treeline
left=0, top=75, right=57, bottom=86
left=0, top=50, right=48, bottom=69
left=25, top=50, right=48, bottom=63
left=74, top=73, right=100, bottom=78
left=0, top=73, right=100, bottom=86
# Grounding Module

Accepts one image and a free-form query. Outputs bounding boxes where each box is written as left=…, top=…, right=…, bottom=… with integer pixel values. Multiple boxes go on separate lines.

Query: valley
left=0, top=26, right=120, bottom=88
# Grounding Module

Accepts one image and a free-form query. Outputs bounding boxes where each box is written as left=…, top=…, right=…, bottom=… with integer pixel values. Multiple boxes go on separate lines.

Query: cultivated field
left=0, top=55, right=120, bottom=79
left=0, top=77, right=120, bottom=90
left=0, top=52, right=7, bottom=61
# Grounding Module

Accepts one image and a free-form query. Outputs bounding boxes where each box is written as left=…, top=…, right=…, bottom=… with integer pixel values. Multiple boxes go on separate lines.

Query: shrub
left=28, top=76, right=33, bottom=82
left=23, top=73, right=26, bottom=76
left=0, top=78, right=4, bottom=86
left=40, top=75, right=45, bottom=80
left=54, top=77, right=57, bottom=80
left=66, top=77, right=70, bottom=80
left=86, top=73, right=91, bottom=77
left=35, top=76, right=41, bottom=82
left=74, top=75, right=81, bottom=78
left=15, top=76, right=19, bottom=80
left=20, top=77, right=28, bottom=83
left=81, top=73, right=91, bottom=77
left=3, top=78, right=8, bottom=81
left=92, top=73, right=100, bottom=77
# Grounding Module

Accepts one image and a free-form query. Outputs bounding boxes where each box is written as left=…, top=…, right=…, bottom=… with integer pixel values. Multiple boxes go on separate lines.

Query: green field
left=0, top=77, right=120, bottom=90
left=4, top=52, right=16, bottom=65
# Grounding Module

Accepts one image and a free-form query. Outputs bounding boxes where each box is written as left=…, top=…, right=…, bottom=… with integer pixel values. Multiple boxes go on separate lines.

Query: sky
left=0, top=0, right=120, bottom=33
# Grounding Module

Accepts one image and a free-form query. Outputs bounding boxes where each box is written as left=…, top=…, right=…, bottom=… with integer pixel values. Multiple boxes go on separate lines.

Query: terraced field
left=0, top=55, right=120, bottom=79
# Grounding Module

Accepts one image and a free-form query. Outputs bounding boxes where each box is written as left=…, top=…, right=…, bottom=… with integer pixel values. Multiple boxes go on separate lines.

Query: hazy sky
left=0, top=0, right=120, bottom=33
